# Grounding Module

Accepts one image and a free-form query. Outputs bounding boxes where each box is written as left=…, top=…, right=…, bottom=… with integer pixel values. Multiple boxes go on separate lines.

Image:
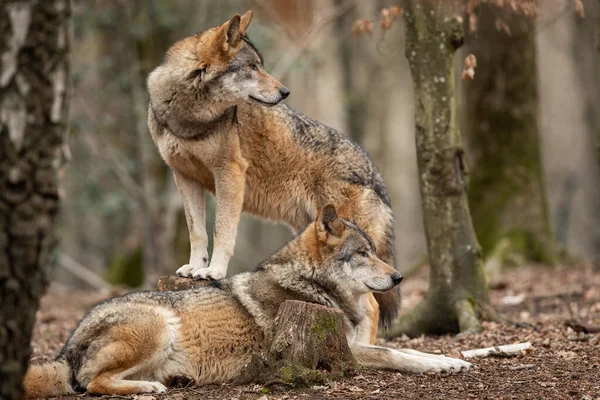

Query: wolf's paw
left=396, top=352, right=472, bottom=374
left=439, top=357, right=472, bottom=373
left=139, top=381, right=167, bottom=394
left=176, top=264, right=196, bottom=278
left=176, top=260, right=208, bottom=278
left=176, top=251, right=209, bottom=278
left=398, top=349, right=472, bottom=373
left=191, top=266, right=226, bottom=280
left=423, top=357, right=472, bottom=373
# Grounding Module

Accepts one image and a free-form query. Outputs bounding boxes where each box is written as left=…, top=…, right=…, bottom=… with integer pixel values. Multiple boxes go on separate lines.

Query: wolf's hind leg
left=87, top=372, right=167, bottom=395
left=80, top=310, right=179, bottom=395
left=84, top=341, right=168, bottom=396
left=193, top=156, right=247, bottom=280
left=173, top=171, right=210, bottom=278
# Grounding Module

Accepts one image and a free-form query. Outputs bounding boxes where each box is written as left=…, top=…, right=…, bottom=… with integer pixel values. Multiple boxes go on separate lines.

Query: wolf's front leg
left=173, top=171, right=210, bottom=278
left=355, top=294, right=380, bottom=344
left=194, top=158, right=247, bottom=280
left=351, top=343, right=472, bottom=374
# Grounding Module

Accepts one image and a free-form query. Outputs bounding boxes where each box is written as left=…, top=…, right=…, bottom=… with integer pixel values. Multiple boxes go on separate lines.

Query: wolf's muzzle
left=279, top=87, right=290, bottom=99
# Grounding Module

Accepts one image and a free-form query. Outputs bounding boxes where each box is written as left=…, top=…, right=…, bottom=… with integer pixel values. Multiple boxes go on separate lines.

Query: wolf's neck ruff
left=150, top=101, right=239, bottom=141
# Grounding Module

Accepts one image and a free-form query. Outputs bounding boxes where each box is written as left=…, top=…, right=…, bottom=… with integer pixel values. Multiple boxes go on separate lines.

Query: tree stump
left=156, top=275, right=211, bottom=291
left=239, top=300, right=357, bottom=387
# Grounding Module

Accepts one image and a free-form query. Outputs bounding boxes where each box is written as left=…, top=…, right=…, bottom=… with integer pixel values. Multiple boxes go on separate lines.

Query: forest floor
left=31, top=263, right=600, bottom=400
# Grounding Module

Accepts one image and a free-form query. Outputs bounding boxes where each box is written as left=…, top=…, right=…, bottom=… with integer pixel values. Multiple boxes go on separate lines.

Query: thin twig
left=269, top=0, right=356, bottom=79
left=58, top=253, right=111, bottom=289
left=75, top=93, right=146, bottom=204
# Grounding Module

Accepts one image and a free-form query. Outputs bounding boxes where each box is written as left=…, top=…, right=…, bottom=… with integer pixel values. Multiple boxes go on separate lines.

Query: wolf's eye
left=357, top=250, right=369, bottom=258
left=249, top=64, right=258, bottom=71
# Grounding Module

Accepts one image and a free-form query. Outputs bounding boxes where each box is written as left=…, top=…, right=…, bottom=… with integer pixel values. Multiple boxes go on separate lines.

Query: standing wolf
left=147, top=11, right=398, bottom=329
left=25, top=205, right=471, bottom=398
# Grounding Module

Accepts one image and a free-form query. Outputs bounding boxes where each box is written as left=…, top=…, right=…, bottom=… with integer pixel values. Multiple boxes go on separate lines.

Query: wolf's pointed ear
left=218, top=14, right=242, bottom=52
left=317, top=204, right=345, bottom=240
left=240, top=10, right=253, bottom=35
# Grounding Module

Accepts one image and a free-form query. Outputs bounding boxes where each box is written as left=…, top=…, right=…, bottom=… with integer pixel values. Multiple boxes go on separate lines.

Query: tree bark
left=387, top=0, right=492, bottom=338
left=462, top=3, right=556, bottom=270
left=572, top=0, right=600, bottom=272
left=157, top=275, right=211, bottom=291
left=597, top=0, right=600, bottom=272
left=238, top=300, right=357, bottom=386
left=0, top=1, right=70, bottom=398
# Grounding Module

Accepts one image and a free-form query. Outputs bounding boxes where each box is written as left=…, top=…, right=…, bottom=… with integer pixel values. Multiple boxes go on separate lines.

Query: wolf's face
left=314, top=205, right=402, bottom=295
left=152, top=10, right=289, bottom=117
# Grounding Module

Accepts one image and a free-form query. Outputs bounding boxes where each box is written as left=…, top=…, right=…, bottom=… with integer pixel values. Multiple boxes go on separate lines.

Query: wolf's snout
left=279, top=87, right=290, bottom=99
left=391, top=272, right=403, bottom=285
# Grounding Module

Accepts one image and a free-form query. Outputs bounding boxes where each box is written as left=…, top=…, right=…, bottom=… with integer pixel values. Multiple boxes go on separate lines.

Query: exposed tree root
left=383, top=295, right=455, bottom=339
left=384, top=294, right=497, bottom=339
left=455, top=299, right=482, bottom=334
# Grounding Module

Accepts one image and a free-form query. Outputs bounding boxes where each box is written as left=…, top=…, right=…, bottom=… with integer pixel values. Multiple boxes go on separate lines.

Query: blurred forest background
left=55, top=0, right=600, bottom=289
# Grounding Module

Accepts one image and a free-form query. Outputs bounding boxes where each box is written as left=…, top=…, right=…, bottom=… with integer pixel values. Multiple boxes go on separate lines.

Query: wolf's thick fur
left=146, top=11, right=399, bottom=326
left=24, top=205, right=471, bottom=398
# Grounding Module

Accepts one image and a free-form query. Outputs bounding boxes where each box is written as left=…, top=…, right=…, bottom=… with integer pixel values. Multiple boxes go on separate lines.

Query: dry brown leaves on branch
left=352, top=19, right=373, bottom=39
left=353, top=5, right=402, bottom=39
left=461, top=54, right=477, bottom=80
left=466, top=0, right=539, bottom=33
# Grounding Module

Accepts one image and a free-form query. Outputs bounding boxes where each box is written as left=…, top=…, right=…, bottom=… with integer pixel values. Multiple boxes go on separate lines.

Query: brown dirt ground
left=31, top=263, right=600, bottom=400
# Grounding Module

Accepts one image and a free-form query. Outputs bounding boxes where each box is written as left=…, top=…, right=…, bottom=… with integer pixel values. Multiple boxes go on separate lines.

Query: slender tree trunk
left=0, top=1, right=70, bottom=398
left=387, top=0, right=491, bottom=338
left=571, top=0, right=600, bottom=271
left=462, top=3, right=556, bottom=271
left=597, top=0, right=600, bottom=209
left=596, top=0, right=600, bottom=272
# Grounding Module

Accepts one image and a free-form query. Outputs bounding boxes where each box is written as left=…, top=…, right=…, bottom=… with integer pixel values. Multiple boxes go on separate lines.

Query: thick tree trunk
left=387, top=1, right=492, bottom=338
left=462, top=4, right=556, bottom=271
left=0, top=1, right=70, bottom=398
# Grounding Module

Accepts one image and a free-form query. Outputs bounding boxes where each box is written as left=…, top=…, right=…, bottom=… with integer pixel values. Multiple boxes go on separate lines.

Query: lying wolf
left=24, top=205, right=471, bottom=398
left=146, top=10, right=399, bottom=328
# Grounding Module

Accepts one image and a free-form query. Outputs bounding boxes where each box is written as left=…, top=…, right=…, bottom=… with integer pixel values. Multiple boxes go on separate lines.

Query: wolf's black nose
left=391, top=273, right=403, bottom=285
left=279, top=87, right=290, bottom=99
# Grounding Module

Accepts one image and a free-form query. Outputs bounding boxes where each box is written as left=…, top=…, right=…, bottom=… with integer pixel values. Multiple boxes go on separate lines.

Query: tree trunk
left=0, top=1, right=70, bottom=398
left=462, top=3, right=556, bottom=271
left=386, top=1, right=492, bottom=338
left=597, top=0, right=600, bottom=269
left=239, top=300, right=357, bottom=386
left=571, top=0, right=600, bottom=272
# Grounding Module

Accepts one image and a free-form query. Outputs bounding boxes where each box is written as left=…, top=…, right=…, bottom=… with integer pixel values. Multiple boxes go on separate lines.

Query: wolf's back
left=24, top=359, right=74, bottom=399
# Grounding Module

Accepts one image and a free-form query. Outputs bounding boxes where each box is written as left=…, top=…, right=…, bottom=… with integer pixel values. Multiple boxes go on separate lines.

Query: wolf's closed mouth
left=249, top=95, right=278, bottom=105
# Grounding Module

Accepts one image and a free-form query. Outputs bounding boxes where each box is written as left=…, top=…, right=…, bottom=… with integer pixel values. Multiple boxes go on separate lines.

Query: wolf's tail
left=24, top=359, right=75, bottom=399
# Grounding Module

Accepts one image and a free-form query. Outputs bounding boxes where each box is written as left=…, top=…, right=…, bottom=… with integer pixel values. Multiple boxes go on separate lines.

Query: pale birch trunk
left=0, top=1, right=70, bottom=397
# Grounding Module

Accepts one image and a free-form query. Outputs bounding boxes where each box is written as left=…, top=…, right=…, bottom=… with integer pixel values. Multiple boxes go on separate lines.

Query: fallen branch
left=461, top=342, right=532, bottom=359
left=58, top=253, right=111, bottom=289
left=506, top=364, right=535, bottom=371
left=564, top=319, right=600, bottom=334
